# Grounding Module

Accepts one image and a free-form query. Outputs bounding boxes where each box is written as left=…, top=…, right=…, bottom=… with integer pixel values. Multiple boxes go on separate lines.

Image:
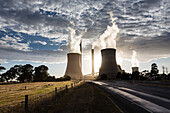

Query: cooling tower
left=99, top=48, right=118, bottom=79
left=65, top=53, right=82, bottom=80
left=92, top=49, right=94, bottom=76
left=132, top=67, right=139, bottom=72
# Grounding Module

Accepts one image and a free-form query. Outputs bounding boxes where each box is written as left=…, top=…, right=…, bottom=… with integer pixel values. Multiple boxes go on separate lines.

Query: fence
left=0, top=81, right=82, bottom=113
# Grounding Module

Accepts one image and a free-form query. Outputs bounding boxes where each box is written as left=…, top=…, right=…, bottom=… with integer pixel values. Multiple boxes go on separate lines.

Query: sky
left=0, top=0, right=170, bottom=78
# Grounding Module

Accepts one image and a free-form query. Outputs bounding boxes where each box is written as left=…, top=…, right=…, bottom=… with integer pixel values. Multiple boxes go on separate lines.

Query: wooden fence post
left=60, top=87, right=61, bottom=92
left=66, top=85, right=68, bottom=90
left=25, top=95, right=28, bottom=111
left=71, top=83, right=73, bottom=88
left=55, top=87, right=57, bottom=95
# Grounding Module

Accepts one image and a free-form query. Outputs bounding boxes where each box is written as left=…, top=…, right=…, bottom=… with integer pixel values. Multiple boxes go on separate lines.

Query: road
left=91, top=81, right=170, bottom=113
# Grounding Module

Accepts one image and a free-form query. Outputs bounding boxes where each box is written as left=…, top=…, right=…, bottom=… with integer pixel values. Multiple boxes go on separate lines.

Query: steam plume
left=68, top=28, right=81, bottom=53
left=93, top=12, right=119, bottom=49
left=68, top=28, right=87, bottom=53
left=132, top=51, right=139, bottom=67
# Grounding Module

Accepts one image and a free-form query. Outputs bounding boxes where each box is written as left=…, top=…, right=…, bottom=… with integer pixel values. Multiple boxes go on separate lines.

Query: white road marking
left=92, top=81, right=170, bottom=113
left=117, top=87, right=170, bottom=103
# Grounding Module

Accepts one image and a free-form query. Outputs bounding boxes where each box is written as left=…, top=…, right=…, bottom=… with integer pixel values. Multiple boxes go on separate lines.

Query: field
left=0, top=81, right=73, bottom=108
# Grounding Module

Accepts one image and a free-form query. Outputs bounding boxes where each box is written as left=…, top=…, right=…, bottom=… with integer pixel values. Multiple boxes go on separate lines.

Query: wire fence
left=0, top=81, right=82, bottom=113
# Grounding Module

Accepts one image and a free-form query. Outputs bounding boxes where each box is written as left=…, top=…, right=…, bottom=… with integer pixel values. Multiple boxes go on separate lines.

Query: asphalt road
left=91, top=81, right=170, bottom=113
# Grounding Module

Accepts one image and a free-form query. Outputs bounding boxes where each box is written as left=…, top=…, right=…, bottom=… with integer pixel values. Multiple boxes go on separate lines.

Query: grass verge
left=35, top=82, right=122, bottom=113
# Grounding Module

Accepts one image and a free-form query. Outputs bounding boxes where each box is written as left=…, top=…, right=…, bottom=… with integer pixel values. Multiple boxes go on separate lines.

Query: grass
left=36, top=82, right=122, bottom=113
left=0, top=81, right=73, bottom=108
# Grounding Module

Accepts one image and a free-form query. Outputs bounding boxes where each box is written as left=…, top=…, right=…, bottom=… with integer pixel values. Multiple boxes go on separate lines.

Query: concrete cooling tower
left=65, top=53, right=82, bottom=80
left=132, top=67, right=139, bottom=72
left=99, top=48, right=118, bottom=79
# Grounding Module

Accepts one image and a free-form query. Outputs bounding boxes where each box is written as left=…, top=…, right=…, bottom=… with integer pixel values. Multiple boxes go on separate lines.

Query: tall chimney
left=92, top=49, right=94, bottom=76
left=65, top=53, right=82, bottom=80
left=99, top=48, right=118, bottom=79
left=80, top=40, right=82, bottom=69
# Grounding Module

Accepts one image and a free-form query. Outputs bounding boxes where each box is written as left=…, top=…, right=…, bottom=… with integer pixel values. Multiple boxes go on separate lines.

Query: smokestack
left=132, top=67, right=139, bottom=73
left=99, top=48, right=118, bottom=79
left=92, top=49, right=94, bottom=76
left=65, top=53, right=82, bottom=80
left=80, top=41, right=82, bottom=69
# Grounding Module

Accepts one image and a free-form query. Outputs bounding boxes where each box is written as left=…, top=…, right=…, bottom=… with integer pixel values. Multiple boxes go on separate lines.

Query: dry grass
left=37, top=82, right=122, bottom=113
left=0, top=81, right=73, bottom=107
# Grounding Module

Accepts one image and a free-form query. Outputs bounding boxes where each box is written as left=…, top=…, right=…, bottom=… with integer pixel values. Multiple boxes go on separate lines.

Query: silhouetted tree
left=63, top=75, right=71, bottom=81
left=121, top=72, right=132, bottom=80
left=132, top=71, right=139, bottom=80
left=1, top=70, right=16, bottom=82
left=56, top=75, right=71, bottom=81
left=150, top=63, right=159, bottom=80
left=33, top=65, right=49, bottom=82
left=17, top=64, right=34, bottom=82
left=0, top=66, right=19, bottom=82
left=0, top=65, right=6, bottom=82
left=116, top=72, right=122, bottom=79
left=0, top=65, right=6, bottom=73
left=140, top=70, right=150, bottom=80
left=168, top=73, right=170, bottom=80
left=1, top=64, right=34, bottom=83
left=44, top=76, right=56, bottom=82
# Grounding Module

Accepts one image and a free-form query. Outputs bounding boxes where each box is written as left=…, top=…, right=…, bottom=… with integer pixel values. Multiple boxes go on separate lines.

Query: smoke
left=132, top=51, right=139, bottom=67
left=68, top=28, right=81, bottom=53
left=93, top=12, right=119, bottom=49
left=116, top=51, right=123, bottom=66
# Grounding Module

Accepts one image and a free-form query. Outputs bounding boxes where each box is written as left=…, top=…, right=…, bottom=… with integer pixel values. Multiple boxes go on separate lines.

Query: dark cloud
left=0, top=47, right=67, bottom=63
left=0, top=0, right=170, bottom=63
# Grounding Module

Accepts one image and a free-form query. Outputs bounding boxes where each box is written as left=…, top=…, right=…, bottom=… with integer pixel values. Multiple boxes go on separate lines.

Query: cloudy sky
left=0, top=0, right=170, bottom=77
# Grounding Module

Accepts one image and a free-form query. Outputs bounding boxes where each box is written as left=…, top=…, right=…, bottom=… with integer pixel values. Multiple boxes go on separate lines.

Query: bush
left=56, top=75, right=71, bottom=81
left=44, top=76, right=56, bottom=82
left=63, top=75, right=71, bottom=80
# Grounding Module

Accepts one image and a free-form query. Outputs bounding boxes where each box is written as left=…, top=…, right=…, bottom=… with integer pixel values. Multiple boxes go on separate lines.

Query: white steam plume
left=132, top=51, right=139, bottom=67
left=93, top=12, right=119, bottom=49
left=116, top=51, right=123, bottom=67
left=68, top=28, right=86, bottom=53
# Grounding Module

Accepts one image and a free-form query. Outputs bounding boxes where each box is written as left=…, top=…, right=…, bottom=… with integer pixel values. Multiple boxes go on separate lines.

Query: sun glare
left=94, top=54, right=101, bottom=72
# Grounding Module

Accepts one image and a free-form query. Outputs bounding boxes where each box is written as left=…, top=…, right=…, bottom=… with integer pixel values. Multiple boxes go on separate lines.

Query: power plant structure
left=65, top=53, right=83, bottom=80
left=132, top=67, right=139, bottom=72
left=64, top=41, right=83, bottom=80
left=92, top=49, right=94, bottom=76
left=99, top=48, right=118, bottom=79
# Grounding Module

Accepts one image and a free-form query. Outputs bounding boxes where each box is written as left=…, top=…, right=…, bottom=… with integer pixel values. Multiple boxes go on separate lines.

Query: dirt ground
left=39, top=82, right=122, bottom=113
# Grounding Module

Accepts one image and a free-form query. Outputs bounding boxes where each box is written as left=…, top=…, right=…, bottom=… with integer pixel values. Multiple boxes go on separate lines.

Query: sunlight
left=94, top=54, right=101, bottom=72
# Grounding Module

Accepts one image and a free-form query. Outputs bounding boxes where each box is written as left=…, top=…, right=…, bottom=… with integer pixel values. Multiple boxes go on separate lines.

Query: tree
left=44, top=76, right=56, bottom=82
left=63, top=75, right=71, bottom=81
left=121, top=71, right=132, bottom=80
left=116, top=72, right=122, bottom=79
left=140, top=70, right=150, bottom=80
left=132, top=71, right=139, bottom=80
left=0, top=66, right=18, bottom=82
left=1, top=64, right=34, bottom=83
left=33, top=65, right=49, bottom=82
left=0, top=65, right=6, bottom=73
left=150, top=63, right=159, bottom=80
left=0, top=65, right=6, bottom=82
left=168, top=73, right=170, bottom=80
left=17, top=64, right=34, bottom=82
